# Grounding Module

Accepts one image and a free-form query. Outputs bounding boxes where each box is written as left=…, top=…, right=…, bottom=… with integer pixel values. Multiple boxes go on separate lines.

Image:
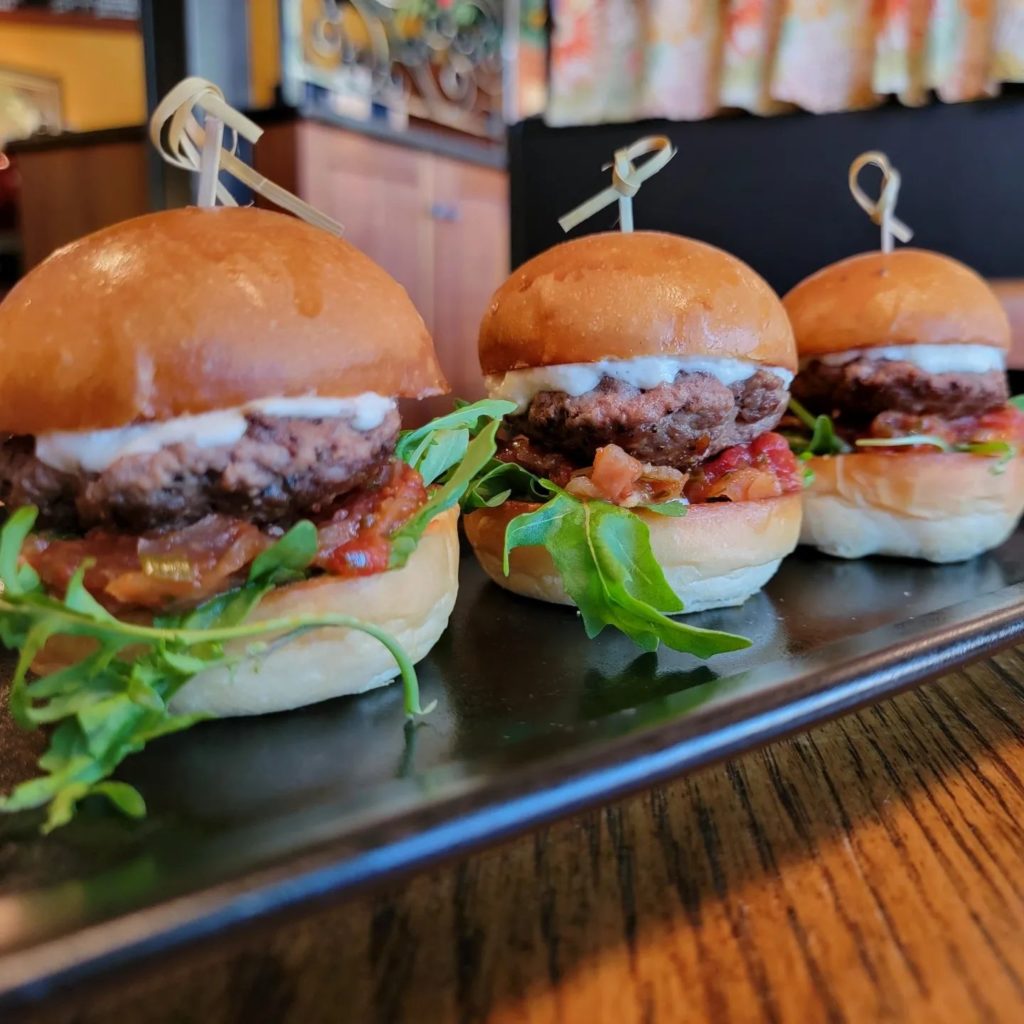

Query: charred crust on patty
left=504, top=368, right=789, bottom=472
left=0, top=409, right=401, bottom=533
left=793, top=357, right=1008, bottom=423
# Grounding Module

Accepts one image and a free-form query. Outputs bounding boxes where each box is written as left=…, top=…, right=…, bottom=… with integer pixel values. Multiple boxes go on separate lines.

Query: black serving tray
left=3, top=533, right=1024, bottom=1010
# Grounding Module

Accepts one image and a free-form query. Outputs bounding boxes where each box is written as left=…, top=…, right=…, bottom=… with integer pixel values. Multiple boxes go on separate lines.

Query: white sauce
left=807, top=344, right=1006, bottom=375
left=486, top=356, right=794, bottom=410
left=35, top=393, right=396, bottom=474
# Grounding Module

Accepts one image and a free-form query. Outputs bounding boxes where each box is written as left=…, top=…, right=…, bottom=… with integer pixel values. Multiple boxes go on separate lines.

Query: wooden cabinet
left=12, top=133, right=149, bottom=270
left=296, top=121, right=508, bottom=419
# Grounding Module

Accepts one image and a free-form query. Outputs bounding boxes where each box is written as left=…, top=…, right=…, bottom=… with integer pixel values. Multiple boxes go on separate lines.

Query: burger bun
left=801, top=453, right=1024, bottom=562
left=783, top=248, right=1011, bottom=356
left=35, top=508, right=460, bottom=718
left=464, top=494, right=802, bottom=614
left=479, top=231, right=796, bottom=375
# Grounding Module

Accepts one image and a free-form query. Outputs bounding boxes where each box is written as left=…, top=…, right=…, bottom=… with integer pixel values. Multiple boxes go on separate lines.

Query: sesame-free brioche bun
left=784, top=249, right=1011, bottom=357
left=479, top=232, right=797, bottom=375
left=464, top=494, right=801, bottom=613
left=801, top=454, right=1024, bottom=563
left=35, top=508, right=459, bottom=718
left=0, top=206, right=447, bottom=433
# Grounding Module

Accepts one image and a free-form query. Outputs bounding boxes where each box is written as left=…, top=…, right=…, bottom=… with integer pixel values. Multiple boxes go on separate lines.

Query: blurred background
left=2, top=0, right=1024, bottom=405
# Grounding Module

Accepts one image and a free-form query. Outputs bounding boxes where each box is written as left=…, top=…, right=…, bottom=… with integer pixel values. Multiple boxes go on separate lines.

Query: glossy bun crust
left=479, top=231, right=796, bottom=375
left=0, top=207, right=447, bottom=432
left=783, top=248, right=1010, bottom=356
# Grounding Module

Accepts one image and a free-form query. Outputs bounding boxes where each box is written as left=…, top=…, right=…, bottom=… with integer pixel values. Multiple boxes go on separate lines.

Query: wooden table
left=32, top=646, right=1024, bottom=1024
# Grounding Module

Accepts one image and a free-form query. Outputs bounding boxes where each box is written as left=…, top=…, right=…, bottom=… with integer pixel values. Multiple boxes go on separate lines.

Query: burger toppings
left=495, top=434, right=577, bottom=487
left=865, top=406, right=1024, bottom=448
left=0, top=505, right=422, bottom=832
left=314, top=460, right=428, bottom=577
left=565, top=444, right=687, bottom=506
left=20, top=459, right=431, bottom=613
left=684, top=433, right=802, bottom=503
left=505, top=367, right=791, bottom=471
left=787, top=345, right=1023, bottom=470
left=562, top=435, right=801, bottom=508
left=488, top=357, right=800, bottom=509
left=0, top=399, right=512, bottom=832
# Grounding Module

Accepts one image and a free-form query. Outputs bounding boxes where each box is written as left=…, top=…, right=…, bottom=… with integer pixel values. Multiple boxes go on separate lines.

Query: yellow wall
left=0, top=23, right=145, bottom=130
left=249, top=0, right=281, bottom=108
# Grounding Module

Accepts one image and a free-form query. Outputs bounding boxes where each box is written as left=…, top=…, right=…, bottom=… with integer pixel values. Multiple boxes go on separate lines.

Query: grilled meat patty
left=793, top=355, right=1008, bottom=423
left=505, top=368, right=789, bottom=471
left=0, top=410, right=401, bottom=533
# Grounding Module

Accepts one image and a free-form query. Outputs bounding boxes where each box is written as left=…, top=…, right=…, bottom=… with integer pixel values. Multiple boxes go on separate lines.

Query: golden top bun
left=478, top=231, right=797, bottom=375
left=784, top=248, right=1010, bottom=357
left=0, top=207, right=447, bottom=433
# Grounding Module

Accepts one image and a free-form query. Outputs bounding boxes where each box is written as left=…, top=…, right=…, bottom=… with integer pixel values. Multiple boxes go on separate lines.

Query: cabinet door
left=429, top=155, right=509, bottom=408
left=296, top=121, right=434, bottom=326
left=295, top=120, right=510, bottom=423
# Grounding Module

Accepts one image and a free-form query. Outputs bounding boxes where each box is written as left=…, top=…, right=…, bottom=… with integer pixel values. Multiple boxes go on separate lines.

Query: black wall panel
left=509, top=95, right=1024, bottom=294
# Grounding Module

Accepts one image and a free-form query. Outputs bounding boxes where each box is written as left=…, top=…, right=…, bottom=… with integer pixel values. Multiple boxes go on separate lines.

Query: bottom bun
left=463, top=493, right=802, bottom=614
left=801, top=453, right=1024, bottom=563
left=35, top=507, right=460, bottom=718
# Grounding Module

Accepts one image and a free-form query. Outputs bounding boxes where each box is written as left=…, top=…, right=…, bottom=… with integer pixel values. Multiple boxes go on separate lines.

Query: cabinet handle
left=429, top=202, right=461, bottom=223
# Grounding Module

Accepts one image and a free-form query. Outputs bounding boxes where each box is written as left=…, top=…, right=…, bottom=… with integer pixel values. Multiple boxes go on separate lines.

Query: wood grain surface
left=26, top=646, right=1024, bottom=1024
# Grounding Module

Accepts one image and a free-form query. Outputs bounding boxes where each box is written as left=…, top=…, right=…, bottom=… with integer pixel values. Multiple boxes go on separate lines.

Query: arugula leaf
left=644, top=501, right=688, bottom=517
left=855, top=435, right=952, bottom=452
left=396, top=399, right=516, bottom=484
left=855, top=435, right=1018, bottom=474
left=390, top=418, right=505, bottom=569
left=960, top=440, right=1017, bottom=473
left=462, top=458, right=548, bottom=510
left=0, top=509, right=425, bottom=832
left=0, top=507, right=41, bottom=596
left=248, top=520, right=318, bottom=583
left=786, top=399, right=851, bottom=456
left=415, top=429, right=470, bottom=486
left=502, top=486, right=750, bottom=658
left=1010, top=395, right=1024, bottom=412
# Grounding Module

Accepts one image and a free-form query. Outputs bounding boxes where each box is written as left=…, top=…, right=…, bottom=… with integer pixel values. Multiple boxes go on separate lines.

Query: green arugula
left=787, top=397, right=1020, bottom=475
left=502, top=484, right=749, bottom=657
left=389, top=399, right=515, bottom=568
left=785, top=398, right=851, bottom=456
left=856, top=436, right=1015, bottom=475
left=855, top=435, right=952, bottom=452
left=856, top=435, right=1018, bottom=473
left=394, top=399, right=516, bottom=483
left=0, top=509, right=425, bottom=832
left=0, top=398, right=514, bottom=833
left=462, top=457, right=549, bottom=510
left=644, top=500, right=689, bottom=517
left=960, top=440, right=1017, bottom=471
left=464, top=448, right=750, bottom=658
